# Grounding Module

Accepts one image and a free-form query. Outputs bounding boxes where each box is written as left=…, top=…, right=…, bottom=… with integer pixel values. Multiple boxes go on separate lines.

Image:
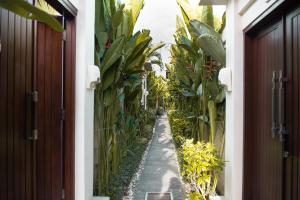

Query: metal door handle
left=27, top=91, right=38, bottom=140
left=278, top=70, right=288, bottom=142
left=271, top=71, right=278, bottom=137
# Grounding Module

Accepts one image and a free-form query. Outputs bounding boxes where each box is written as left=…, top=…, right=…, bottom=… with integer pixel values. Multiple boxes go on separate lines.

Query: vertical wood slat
left=25, top=17, right=34, bottom=200
left=51, top=25, right=63, bottom=200
left=20, top=15, right=27, bottom=199
left=64, top=18, right=76, bottom=200
left=7, top=11, right=15, bottom=200
left=0, top=8, right=8, bottom=200
left=36, top=22, right=46, bottom=200
left=14, top=14, right=21, bottom=200
left=36, top=22, right=63, bottom=200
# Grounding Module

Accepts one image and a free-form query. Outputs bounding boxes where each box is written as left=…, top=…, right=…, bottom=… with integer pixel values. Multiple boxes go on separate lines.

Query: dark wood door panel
left=36, top=22, right=63, bottom=200
left=0, top=2, right=76, bottom=199
left=285, top=6, right=300, bottom=200
left=0, top=8, right=35, bottom=200
left=244, top=20, right=284, bottom=200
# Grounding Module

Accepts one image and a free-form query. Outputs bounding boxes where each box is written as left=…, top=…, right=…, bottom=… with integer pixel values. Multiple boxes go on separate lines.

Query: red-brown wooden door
left=0, top=1, right=76, bottom=199
left=0, top=11, right=66, bottom=200
left=244, top=3, right=300, bottom=200
left=36, top=22, right=64, bottom=200
left=285, top=5, right=300, bottom=200
left=244, top=19, right=285, bottom=200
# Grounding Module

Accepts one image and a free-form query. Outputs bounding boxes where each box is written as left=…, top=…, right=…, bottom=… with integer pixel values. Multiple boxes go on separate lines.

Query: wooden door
left=244, top=19, right=285, bottom=200
left=36, top=22, right=64, bottom=200
left=0, top=8, right=35, bottom=200
left=244, top=3, right=300, bottom=199
left=0, top=1, right=76, bottom=199
left=285, top=6, right=300, bottom=200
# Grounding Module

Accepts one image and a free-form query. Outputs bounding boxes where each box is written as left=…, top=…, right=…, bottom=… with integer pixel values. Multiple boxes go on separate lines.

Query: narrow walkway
left=133, top=113, right=185, bottom=200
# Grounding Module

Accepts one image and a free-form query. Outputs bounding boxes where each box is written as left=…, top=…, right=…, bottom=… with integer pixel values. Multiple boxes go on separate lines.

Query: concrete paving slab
left=133, top=113, right=185, bottom=200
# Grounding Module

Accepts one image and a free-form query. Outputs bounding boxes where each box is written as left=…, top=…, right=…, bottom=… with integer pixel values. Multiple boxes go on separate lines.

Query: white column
left=74, top=0, right=95, bottom=199
left=224, top=0, right=244, bottom=200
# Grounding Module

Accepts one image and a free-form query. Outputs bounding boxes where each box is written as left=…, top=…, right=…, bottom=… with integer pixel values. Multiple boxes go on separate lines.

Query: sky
left=133, top=0, right=226, bottom=76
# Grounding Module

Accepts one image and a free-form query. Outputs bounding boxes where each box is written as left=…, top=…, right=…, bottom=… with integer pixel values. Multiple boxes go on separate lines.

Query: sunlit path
left=133, top=113, right=185, bottom=200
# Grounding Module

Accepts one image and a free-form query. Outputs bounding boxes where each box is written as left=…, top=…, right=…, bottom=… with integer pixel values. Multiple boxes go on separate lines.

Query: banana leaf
left=198, top=33, right=225, bottom=66
left=201, top=5, right=214, bottom=28
left=144, top=42, right=165, bottom=57
left=176, top=15, right=188, bottom=38
left=101, top=36, right=126, bottom=75
left=125, top=0, right=144, bottom=26
left=117, top=10, right=133, bottom=38
left=190, top=20, right=225, bottom=66
left=112, top=4, right=125, bottom=29
left=0, top=0, right=63, bottom=32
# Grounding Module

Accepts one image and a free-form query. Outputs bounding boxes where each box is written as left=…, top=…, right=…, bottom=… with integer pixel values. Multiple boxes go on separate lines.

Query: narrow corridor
left=133, top=113, right=185, bottom=200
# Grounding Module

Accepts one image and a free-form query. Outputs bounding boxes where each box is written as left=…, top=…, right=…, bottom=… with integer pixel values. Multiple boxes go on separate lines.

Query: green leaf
left=0, top=0, right=63, bottom=32
left=125, top=0, right=145, bottom=26
left=144, top=42, right=165, bottom=57
left=201, top=5, right=214, bottom=28
left=215, top=89, right=225, bottom=103
left=198, top=34, right=225, bottom=66
left=95, top=31, right=109, bottom=60
left=112, top=4, right=125, bottom=28
left=190, top=20, right=225, bottom=66
left=101, top=36, right=126, bottom=75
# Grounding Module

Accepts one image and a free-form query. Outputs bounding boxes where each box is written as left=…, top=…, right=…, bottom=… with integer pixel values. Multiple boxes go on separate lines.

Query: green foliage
left=167, top=0, right=226, bottom=143
left=189, top=192, right=204, bottom=200
left=168, top=110, right=192, bottom=146
left=94, top=0, right=164, bottom=197
left=97, top=109, right=156, bottom=199
left=182, top=140, right=224, bottom=200
left=190, top=20, right=226, bottom=66
left=147, top=72, right=168, bottom=114
left=0, top=0, right=63, bottom=32
left=166, top=1, right=226, bottom=199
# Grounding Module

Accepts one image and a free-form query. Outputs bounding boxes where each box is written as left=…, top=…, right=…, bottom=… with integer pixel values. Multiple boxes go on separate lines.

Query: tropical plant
left=166, top=1, right=226, bottom=198
left=167, top=0, right=226, bottom=146
left=94, top=0, right=164, bottom=196
left=0, top=0, right=63, bottom=32
left=147, top=72, right=167, bottom=114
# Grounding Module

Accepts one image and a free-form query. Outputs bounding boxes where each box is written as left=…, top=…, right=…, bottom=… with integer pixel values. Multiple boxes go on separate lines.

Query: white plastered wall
left=68, top=0, right=96, bottom=199
left=225, top=0, right=283, bottom=200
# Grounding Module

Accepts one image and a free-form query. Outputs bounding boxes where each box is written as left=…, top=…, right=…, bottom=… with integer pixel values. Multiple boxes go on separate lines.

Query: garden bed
left=101, top=112, right=157, bottom=200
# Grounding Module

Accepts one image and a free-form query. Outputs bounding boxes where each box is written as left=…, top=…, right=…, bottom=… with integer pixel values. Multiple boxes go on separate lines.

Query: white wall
left=224, top=0, right=281, bottom=200
left=70, top=0, right=96, bottom=199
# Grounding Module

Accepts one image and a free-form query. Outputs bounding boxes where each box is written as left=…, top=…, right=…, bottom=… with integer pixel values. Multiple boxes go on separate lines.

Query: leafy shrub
left=168, top=110, right=193, bottom=143
left=182, top=140, right=224, bottom=200
left=189, top=192, right=204, bottom=200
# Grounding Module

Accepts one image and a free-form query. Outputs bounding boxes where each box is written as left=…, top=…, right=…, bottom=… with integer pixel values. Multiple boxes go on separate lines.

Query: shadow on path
left=133, top=113, right=185, bottom=200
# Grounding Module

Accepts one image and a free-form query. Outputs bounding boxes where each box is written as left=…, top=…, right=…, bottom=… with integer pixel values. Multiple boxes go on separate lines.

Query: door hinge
left=63, top=30, right=67, bottom=41
left=62, top=188, right=65, bottom=199
left=61, top=109, right=66, bottom=121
